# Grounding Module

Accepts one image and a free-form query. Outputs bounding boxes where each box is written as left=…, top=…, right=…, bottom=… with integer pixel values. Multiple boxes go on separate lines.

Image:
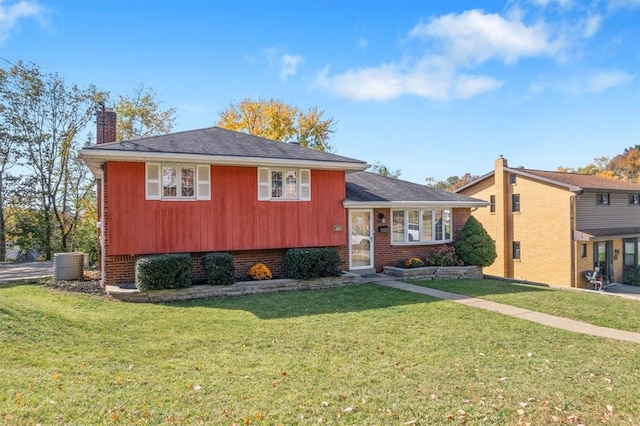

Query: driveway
left=0, top=261, right=53, bottom=284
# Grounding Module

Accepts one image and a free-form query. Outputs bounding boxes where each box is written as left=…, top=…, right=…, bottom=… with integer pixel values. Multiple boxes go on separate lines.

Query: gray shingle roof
left=82, top=126, right=367, bottom=166
left=345, top=171, right=487, bottom=205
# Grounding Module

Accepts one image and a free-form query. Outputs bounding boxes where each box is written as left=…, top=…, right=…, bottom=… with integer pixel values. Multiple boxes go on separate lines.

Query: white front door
left=349, top=209, right=374, bottom=270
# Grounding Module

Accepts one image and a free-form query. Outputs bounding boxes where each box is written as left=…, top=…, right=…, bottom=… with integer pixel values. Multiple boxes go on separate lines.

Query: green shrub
left=201, top=252, right=235, bottom=285
left=455, top=216, right=497, bottom=267
left=424, top=244, right=463, bottom=266
left=623, top=266, right=640, bottom=286
left=135, top=254, right=192, bottom=291
left=285, top=247, right=342, bottom=279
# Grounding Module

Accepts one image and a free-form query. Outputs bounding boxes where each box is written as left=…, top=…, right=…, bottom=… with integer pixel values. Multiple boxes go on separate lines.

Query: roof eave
left=343, top=200, right=489, bottom=209
left=79, top=149, right=369, bottom=173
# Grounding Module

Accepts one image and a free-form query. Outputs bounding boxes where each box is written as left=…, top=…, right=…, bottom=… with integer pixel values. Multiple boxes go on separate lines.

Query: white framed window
left=258, top=167, right=311, bottom=201
left=145, top=163, right=210, bottom=201
left=391, top=209, right=452, bottom=244
left=596, top=193, right=610, bottom=205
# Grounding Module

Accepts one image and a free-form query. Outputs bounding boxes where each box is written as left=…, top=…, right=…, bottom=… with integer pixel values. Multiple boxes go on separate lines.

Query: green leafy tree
left=115, top=84, right=176, bottom=141
left=368, top=161, right=401, bottom=178
left=218, top=98, right=336, bottom=152
left=426, top=173, right=477, bottom=191
left=455, top=216, right=497, bottom=267
left=0, top=60, right=106, bottom=258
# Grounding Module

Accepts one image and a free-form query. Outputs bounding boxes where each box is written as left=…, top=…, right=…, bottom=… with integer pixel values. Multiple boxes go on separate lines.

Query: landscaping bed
left=383, top=265, right=483, bottom=281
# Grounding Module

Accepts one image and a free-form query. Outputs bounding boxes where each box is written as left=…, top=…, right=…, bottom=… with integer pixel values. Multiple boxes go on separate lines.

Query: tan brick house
left=456, top=156, right=640, bottom=287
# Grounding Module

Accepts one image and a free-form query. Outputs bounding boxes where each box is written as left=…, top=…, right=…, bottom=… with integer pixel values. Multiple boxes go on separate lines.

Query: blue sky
left=1, top=0, right=639, bottom=184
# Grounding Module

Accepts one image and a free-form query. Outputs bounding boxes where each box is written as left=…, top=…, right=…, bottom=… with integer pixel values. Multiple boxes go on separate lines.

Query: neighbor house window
left=512, top=194, right=520, bottom=213
left=490, top=195, right=496, bottom=213
left=257, top=168, right=310, bottom=201
left=629, top=194, right=640, bottom=205
left=145, top=163, right=210, bottom=201
left=509, top=174, right=517, bottom=184
left=624, top=239, right=637, bottom=269
left=513, top=241, right=521, bottom=260
left=596, top=193, right=610, bottom=205
left=391, top=209, right=451, bottom=244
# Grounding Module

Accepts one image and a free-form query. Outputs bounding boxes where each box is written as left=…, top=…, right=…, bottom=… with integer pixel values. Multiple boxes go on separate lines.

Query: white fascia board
left=78, top=149, right=369, bottom=172
left=343, top=200, right=490, bottom=209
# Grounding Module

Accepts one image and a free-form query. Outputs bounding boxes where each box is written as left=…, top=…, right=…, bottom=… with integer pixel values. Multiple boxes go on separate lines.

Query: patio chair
left=584, top=267, right=604, bottom=291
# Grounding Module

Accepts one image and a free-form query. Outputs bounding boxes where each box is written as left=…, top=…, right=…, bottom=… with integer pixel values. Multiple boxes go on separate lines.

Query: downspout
left=570, top=194, right=576, bottom=287
left=98, top=165, right=106, bottom=288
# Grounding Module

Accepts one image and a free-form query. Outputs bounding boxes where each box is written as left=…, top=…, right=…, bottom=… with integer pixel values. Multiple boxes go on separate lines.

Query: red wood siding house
left=80, top=110, right=488, bottom=286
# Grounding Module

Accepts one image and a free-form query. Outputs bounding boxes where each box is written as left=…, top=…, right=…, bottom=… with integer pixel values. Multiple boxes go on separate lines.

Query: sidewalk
left=368, top=275, right=640, bottom=344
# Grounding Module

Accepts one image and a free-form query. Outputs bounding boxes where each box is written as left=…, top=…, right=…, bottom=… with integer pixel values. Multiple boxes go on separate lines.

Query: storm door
left=349, top=210, right=374, bottom=270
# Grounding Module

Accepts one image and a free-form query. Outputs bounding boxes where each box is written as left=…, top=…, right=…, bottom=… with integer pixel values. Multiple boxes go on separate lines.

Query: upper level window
left=512, top=194, right=520, bottom=213
left=146, top=163, right=210, bottom=201
left=391, top=209, right=451, bottom=244
left=629, top=194, right=640, bottom=205
left=509, top=174, right=517, bottom=184
left=490, top=195, right=496, bottom=213
left=258, top=168, right=310, bottom=201
left=596, top=193, right=610, bottom=205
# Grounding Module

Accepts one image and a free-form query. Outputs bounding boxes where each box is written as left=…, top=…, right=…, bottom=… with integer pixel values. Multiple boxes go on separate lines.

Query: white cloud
left=357, top=37, right=368, bottom=49
left=312, top=60, right=503, bottom=101
left=409, top=9, right=563, bottom=65
left=280, top=54, right=302, bottom=82
left=582, top=14, right=601, bottom=38
left=312, top=9, right=561, bottom=101
left=608, top=0, right=640, bottom=10
left=0, top=0, right=45, bottom=45
left=583, top=70, right=635, bottom=93
left=530, top=0, right=572, bottom=7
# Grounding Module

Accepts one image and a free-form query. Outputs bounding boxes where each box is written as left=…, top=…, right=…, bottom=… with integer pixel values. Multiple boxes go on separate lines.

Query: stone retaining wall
left=106, top=273, right=361, bottom=303
left=382, top=265, right=483, bottom=281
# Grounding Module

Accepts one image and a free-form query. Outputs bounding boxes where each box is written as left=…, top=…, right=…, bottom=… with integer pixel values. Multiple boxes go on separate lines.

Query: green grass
left=1, top=283, right=639, bottom=425
left=412, top=279, right=640, bottom=333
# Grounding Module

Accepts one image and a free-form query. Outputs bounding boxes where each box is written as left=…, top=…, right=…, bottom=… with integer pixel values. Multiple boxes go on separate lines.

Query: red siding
left=105, top=162, right=347, bottom=256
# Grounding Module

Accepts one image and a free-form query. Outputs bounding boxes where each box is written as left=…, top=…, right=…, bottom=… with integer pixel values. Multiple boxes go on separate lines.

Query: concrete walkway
left=0, top=261, right=53, bottom=284
left=368, top=275, right=640, bottom=344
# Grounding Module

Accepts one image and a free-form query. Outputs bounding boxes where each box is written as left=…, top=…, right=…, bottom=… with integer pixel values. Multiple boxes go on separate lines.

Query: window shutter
left=258, top=168, right=270, bottom=200
left=196, top=165, right=211, bottom=200
left=299, top=169, right=311, bottom=201
left=146, top=163, right=161, bottom=200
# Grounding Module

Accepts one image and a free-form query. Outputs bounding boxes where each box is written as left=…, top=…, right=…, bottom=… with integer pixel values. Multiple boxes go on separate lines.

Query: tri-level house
left=80, top=110, right=487, bottom=286
left=456, top=156, right=640, bottom=287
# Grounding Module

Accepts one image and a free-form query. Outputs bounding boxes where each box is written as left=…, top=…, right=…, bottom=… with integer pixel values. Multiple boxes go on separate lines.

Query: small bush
left=405, top=257, right=425, bottom=268
left=201, top=252, right=235, bottom=285
left=623, top=266, right=640, bottom=286
left=455, top=216, right=497, bottom=267
left=424, top=244, right=463, bottom=266
left=248, top=263, right=272, bottom=280
left=285, top=247, right=342, bottom=279
left=135, top=254, right=192, bottom=290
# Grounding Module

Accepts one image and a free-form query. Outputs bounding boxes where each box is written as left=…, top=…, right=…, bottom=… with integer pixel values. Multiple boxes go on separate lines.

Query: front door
left=594, top=241, right=613, bottom=283
left=349, top=209, right=374, bottom=270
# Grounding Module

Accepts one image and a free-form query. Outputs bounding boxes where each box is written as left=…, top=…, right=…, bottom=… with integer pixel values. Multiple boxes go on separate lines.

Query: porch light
left=378, top=213, right=386, bottom=223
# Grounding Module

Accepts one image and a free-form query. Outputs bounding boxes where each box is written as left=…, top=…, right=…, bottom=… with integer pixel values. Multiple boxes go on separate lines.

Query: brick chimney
left=96, top=108, right=117, bottom=144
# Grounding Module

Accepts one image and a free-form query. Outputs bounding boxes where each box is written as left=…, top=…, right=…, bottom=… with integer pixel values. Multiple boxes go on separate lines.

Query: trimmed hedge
left=135, top=254, right=192, bottom=291
left=285, top=247, right=342, bottom=279
left=202, top=252, right=235, bottom=285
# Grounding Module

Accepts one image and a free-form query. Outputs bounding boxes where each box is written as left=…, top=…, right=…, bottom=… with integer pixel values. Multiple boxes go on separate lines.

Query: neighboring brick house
left=80, top=110, right=487, bottom=286
left=456, top=156, right=640, bottom=287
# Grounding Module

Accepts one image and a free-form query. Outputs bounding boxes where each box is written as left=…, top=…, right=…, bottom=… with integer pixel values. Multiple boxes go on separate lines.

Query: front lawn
left=1, top=283, right=639, bottom=425
left=412, top=279, right=640, bottom=333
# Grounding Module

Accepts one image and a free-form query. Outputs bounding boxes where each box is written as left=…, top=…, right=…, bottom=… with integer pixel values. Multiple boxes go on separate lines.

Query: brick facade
left=103, top=247, right=348, bottom=285
left=371, top=207, right=471, bottom=272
